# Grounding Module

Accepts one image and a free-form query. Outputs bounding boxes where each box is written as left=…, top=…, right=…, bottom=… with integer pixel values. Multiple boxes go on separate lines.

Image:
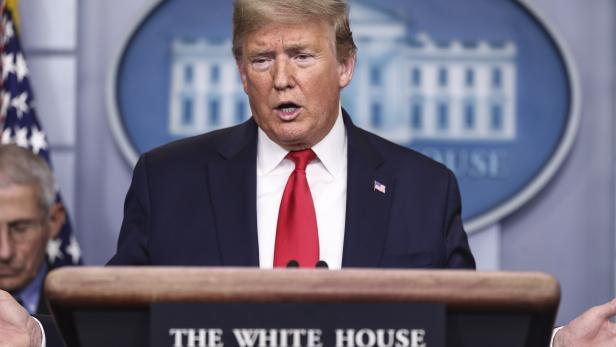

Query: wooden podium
left=45, top=267, right=560, bottom=347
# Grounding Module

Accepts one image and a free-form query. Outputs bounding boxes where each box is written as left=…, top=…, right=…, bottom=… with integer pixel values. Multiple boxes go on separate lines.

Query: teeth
left=281, top=107, right=297, bottom=113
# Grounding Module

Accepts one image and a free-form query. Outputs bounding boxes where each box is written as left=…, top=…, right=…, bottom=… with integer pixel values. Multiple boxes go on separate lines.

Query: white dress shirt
left=256, top=110, right=347, bottom=269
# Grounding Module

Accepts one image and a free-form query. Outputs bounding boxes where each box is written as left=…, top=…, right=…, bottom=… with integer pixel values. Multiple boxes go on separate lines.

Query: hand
left=0, top=290, right=42, bottom=347
left=554, top=298, right=616, bottom=347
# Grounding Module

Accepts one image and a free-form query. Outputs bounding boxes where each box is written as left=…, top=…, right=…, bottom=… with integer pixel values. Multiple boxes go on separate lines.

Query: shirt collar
left=257, top=108, right=346, bottom=177
left=13, top=262, right=47, bottom=314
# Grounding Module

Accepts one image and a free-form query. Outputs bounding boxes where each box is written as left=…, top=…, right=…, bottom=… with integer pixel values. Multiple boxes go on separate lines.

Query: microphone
left=286, top=260, right=299, bottom=268
left=315, top=260, right=329, bottom=269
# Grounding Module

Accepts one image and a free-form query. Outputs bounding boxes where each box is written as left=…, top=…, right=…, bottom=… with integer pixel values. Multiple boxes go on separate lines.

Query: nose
left=0, top=229, right=14, bottom=262
left=273, top=57, right=295, bottom=90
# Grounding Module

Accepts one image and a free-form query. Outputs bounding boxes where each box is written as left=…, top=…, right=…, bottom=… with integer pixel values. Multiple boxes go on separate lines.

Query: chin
left=0, top=280, right=23, bottom=292
left=277, top=140, right=308, bottom=151
left=272, top=132, right=310, bottom=148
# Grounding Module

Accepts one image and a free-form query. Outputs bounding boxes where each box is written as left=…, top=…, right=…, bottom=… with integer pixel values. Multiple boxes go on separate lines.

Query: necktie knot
left=287, top=149, right=316, bottom=171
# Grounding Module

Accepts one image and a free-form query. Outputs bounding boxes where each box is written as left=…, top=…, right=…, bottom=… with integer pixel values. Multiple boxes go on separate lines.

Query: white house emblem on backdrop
left=110, top=0, right=579, bottom=233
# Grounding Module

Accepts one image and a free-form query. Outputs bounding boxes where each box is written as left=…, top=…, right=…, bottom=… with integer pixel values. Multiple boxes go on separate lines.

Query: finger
left=593, top=297, right=616, bottom=318
left=0, top=290, right=29, bottom=325
left=0, top=289, right=13, bottom=302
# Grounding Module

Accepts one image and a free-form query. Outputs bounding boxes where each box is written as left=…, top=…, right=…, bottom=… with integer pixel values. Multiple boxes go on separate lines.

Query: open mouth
left=276, top=102, right=300, bottom=113
left=275, top=102, right=301, bottom=120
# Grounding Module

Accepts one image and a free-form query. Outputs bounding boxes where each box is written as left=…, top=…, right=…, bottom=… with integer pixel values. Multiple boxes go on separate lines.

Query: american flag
left=374, top=180, right=386, bottom=194
left=0, top=2, right=82, bottom=267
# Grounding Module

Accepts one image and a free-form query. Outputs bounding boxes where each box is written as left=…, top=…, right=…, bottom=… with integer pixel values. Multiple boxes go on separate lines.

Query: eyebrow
left=246, top=41, right=313, bottom=56
left=7, top=218, right=39, bottom=226
left=283, top=43, right=311, bottom=52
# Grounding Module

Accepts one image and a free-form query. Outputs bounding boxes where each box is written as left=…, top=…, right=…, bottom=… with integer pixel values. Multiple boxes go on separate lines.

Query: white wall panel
left=27, top=56, right=76, bottom=146
left=19, top=0, right=76, bottom=51
left=468, top=224, right=501, bottom=271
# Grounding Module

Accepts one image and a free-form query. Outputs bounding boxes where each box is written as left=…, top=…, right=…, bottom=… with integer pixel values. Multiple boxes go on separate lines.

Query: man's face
left=237, top=19, right=355, bottom=150
left=0, top=184, right=61, bottom=292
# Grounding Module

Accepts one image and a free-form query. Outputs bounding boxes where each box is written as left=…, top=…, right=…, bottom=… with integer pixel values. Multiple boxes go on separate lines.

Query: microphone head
left=315, top=260, right=329, bottom=269
left=286, top=260, right=299, bottom=268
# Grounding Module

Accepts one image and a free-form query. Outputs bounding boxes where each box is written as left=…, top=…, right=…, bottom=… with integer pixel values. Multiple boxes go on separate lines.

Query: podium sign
left=151, top=302, right=445, bottom=347
left=45, top=267, right=560, bottom=347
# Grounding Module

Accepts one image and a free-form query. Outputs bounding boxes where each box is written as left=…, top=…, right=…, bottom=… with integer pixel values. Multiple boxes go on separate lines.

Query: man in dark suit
left=0, top=2, right=471, bottom=345
left=108, top=110, right=474, bottom=269
left=106, top=0, right=474, bottom=269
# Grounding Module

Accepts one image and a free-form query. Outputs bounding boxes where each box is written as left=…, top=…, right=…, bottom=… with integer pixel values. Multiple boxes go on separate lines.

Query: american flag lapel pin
left=374, top=180, right=386, bottom=194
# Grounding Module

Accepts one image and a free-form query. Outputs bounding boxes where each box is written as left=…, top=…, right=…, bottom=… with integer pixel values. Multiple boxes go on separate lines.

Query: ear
left=47, top=202, right=66, bottom=240
left=338, top=52, right=356, bottom=88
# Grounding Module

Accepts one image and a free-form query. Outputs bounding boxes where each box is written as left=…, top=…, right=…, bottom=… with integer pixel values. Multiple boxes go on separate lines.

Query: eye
left=294, top=53, right=315, bottom=66
left=251, top=56, right=272, bottom=71
left=9, top=221, right=32, bottom=234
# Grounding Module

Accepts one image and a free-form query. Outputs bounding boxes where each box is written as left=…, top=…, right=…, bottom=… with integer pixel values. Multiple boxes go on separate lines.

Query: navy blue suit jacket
left=108, top=112, right=475, bottom=269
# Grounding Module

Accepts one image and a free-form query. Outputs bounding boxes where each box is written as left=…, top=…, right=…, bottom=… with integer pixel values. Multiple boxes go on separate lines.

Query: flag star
left=1, top=128, right=13, bottom=144
left=47, top=237, right=63, bottom=263
left=14, top=53, right=29, bottom=82
left=0, top=91, right=10, bottom=117
left=29, top=127, right=47, bottom=154
left=14, top=126, right=28, bottom=147
left=3, top=20, right=14, bottom=43
left=1, top=53, right=15, bottom=81
left=11, top=92, right=29, bottom=118
left=66, top=236, right=82, bottom=264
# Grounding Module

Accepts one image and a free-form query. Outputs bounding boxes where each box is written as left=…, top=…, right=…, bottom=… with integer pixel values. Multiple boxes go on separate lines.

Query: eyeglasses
left=0, top=219, right=45, bottom=243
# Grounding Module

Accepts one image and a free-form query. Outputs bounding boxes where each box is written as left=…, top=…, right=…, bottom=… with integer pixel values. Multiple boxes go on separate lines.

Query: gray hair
left=0, top=145, right=56, bottom=216
left=232, top=0, right=357, bottom=62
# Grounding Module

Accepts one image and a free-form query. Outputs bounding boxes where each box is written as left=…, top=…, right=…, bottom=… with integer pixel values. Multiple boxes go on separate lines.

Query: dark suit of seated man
left=0, top=1, right=610, bottom=346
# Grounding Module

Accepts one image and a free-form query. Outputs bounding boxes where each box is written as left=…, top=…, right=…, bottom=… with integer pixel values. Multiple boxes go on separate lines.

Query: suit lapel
left=342, top=112, right=395, bottom=268
left=208, top=119, right=260, bottom=266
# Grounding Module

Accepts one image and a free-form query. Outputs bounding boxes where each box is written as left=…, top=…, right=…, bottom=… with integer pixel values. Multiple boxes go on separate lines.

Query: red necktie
left=274, top=149, right=319, bottom=268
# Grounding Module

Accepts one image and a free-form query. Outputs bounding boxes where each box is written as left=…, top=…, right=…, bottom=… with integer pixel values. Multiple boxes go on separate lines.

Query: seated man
left=0, top=144, right=66, bottom=347
left=0, top=145, right=65, bottom=314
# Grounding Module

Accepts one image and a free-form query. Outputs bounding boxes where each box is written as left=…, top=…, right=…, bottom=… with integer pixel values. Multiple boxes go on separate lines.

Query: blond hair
left=232, top=0, right=356, bottom=62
